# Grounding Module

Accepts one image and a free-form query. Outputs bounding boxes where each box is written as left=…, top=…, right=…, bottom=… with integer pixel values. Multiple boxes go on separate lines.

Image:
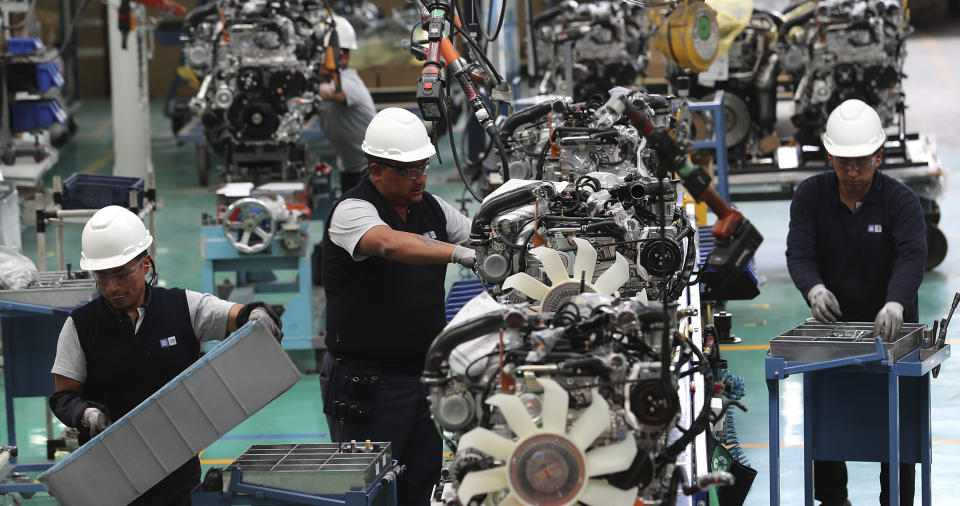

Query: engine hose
left=446, top=111, right=484, bottom=203
left=422, top=311, right=508, bottom=378
left=665, top=466, right=687, bottom=506
left=499, top=102, right=554, bottom=143
left=184, top=2, right=219, bottom=27
left=667, top=225, right=698, bottom=301
left=534, top=140, right=551, bottom=180
left=666, top=340, right=714, bottom=458
left=778, top=9, right=815, bottom=42
left=471, top=184, right=554, bottom=240
left=487, top=125, right=512, bottom=183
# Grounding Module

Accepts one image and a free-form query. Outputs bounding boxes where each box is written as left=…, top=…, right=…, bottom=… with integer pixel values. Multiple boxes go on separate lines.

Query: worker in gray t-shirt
left=317, top=16, right=377, bottom=192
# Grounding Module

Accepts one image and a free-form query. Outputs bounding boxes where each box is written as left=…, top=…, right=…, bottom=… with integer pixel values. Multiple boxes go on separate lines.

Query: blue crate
left=9, top=99, right=66, bottom=132
left=8, top=61, right=64, bottom=93
left=61, top=174, right=145, bottom=210
left=5, top=37, right=43, bottom=55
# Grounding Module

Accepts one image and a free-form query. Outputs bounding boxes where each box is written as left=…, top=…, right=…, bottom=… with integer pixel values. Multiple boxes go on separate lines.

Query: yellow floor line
left=720, top=344, right=770, bottom=351
left=82, top=150, right=114, bottom=174
left=78, top=116, right=112, bottom=139
left=200, top=458, right=235, bottom=465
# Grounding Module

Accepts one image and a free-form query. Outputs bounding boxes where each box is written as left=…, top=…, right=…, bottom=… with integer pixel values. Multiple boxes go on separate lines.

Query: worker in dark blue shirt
left=786, top=99, right=927, bottom=506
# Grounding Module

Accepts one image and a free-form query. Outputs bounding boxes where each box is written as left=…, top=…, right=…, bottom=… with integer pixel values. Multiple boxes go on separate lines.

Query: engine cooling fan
left=456, top=378, right=639, bottom=506
left=501, top=238, right=630, bottom=311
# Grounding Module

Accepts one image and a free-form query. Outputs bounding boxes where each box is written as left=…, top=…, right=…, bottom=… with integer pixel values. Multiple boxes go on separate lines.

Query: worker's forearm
left=49, top=390, right=108, bottom=429
left=371, top=231, right=457, bottom=265
left=226, top=303, right=243, bottom=333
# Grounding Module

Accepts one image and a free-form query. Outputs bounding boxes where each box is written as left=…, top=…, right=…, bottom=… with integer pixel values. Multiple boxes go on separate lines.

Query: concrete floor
left=2, top=20, right=959, bottom=506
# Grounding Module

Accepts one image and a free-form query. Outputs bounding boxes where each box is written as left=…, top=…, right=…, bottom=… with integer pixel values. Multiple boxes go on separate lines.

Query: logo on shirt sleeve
left=423, top=230, right=437, bottom=239
left=159, top=336, right=178, bottom=348
left=867, top=224, right=883, bottom=233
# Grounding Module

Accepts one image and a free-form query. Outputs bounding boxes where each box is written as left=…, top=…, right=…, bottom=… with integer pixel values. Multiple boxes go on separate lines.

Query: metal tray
left=224, top=442, right=392, bottom=496
left=769, top=321, right=927, bottom=363
left=0, top=271, right=97, bottom=308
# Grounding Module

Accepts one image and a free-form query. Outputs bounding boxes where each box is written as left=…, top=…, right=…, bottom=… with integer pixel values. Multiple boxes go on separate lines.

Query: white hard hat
left=361, top=108, right=436, bottom=163
left=80, top=206, right=153, bottom=271
left=324, top=15, right=357, bottom=51
left=821, top=99, right=886, bottom=158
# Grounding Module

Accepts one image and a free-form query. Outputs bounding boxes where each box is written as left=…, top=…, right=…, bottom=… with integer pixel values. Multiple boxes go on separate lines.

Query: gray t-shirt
left=318, top=68, right=377, bottom=174
left=329, top=195, right=472, bottom=260
left=51, top=290, right=236, bottom=383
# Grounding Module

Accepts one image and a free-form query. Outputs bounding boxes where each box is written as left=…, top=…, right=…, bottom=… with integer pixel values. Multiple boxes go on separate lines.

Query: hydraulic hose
left=422, top=311, right=508, bottom=377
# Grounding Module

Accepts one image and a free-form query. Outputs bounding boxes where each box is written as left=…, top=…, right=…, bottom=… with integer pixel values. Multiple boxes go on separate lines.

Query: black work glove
left=237, top=302, right=284, bottom=342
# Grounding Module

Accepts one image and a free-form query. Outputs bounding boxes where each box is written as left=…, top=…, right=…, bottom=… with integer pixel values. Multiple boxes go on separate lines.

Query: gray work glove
left=807, top=284, right=841, bottom=323
left=874, top=301, right=904, bottom=341
left=451, top=245, right=476, bottom=269
left=82, top=407, right=111, bottom=437
left=249, top=307, right=284, bottom=342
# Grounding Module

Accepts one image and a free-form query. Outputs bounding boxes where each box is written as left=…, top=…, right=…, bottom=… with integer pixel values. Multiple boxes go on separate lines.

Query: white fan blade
left=458, top=427, right=516, bottom=461
left=497, top=492, right=523, bottom=506
left=531, top=246, right=570, bottom=285
left=585, top=434, right=638, bottom=476
left=592, top=252, right=630, bottom=296
left=502, top=273, right=550, bottom=302
left=579, top=480, right=638, bottom=506
left=487, top=394, right=538, bottom=439
left=568, top=388, right=611, bottom=450
left=538, top=378, right=569, bottom=433
left=571, top=238, right=597, bottom=284
left=457, top=466, right=509, bottom=505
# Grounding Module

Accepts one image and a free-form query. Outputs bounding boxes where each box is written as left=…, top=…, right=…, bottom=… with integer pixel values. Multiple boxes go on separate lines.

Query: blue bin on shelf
left=61, top=174, right=145, bottom=210
left=5, top=38, right=44, bottom=55
left=9, top=99, right=66, bottom=132
left=8, top=61, right=64, bottom=93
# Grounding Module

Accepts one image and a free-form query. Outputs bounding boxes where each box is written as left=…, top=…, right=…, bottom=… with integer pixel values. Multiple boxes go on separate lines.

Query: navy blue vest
left=71, top=286, right=200, bottom=435
left=71, top=286, right=202, bottom=503
left=322, top=175, right=449, bottom=369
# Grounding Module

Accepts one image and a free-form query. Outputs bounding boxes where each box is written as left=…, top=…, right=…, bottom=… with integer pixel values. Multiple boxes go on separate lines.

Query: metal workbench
left=0, top=273, right=98, bottom=495
left=766, top=321, right=951, bottom=506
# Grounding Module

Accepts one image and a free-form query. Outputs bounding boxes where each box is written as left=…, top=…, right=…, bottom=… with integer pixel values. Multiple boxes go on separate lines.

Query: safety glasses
left=833, top=153, right=879, bottom=173
left=93, top=258, right=144, bottom=285
left=382, top=161, right=430, bottom=180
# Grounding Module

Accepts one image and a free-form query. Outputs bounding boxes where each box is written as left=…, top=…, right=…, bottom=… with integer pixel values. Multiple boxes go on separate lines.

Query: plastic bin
left=7, top=61, right=64, bottom=93
left=5, top=37, right=43, bottom=55
left=38, top=321, right=302, bottom=506
left=9, top=99, right=66, bottom=132
left=61, top=173, right=145, bottom=210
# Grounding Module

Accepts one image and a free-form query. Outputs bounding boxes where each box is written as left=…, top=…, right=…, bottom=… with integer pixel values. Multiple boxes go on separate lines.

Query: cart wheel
left=1, top=150, right=15, bottom=165
left=926, top=224, right=947, bottom=271
left=196, top=143, right=211, bottom=187
left=19, top=492, right=34, bottom=499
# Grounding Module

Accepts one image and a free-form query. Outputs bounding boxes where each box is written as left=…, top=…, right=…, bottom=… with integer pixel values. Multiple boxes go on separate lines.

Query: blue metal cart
left=766, top=335, right=950, bottom=506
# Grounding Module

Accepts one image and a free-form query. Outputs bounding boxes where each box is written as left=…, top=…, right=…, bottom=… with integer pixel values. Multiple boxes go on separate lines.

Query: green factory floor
left=3, top=23, right=960, bottom=506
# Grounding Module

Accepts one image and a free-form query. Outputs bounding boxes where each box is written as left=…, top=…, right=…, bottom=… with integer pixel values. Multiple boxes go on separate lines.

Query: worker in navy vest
left=787, top=100, right=927, bottom=506
left=48, top=206, right=284, bottom=506
left=320, top=108, right=474, bottom=506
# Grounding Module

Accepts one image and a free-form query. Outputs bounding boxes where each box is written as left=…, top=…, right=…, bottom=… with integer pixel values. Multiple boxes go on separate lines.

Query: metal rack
left=34, top=173, right=158, bottom=271
left=192, top=443, right=399, bottom=506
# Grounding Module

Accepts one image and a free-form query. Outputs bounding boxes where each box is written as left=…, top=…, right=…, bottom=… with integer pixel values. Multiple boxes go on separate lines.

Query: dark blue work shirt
left=786, top=170, right=926, bottom=323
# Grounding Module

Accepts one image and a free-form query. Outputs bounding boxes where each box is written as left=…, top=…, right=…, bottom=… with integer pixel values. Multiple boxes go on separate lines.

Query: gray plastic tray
left=38, top=321, right=301, bottom=505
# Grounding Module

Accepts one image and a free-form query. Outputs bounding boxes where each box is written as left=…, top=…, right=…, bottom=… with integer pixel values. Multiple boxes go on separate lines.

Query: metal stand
left=0, top=297, right=92, bottom=495
left=766, top=338, right=949, bottom=506
left=201, top=224, right=317, bottom=350
left=34, top=173, right=157, bottom=271
left=688, top=91, right=730, bottom=202
left=191, top=462, right=400, bottom=506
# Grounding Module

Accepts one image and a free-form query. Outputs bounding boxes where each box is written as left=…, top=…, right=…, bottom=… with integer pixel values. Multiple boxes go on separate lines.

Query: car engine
left=181, top=0, right=330, bottom=182
left=532, top=1, right=651, bottom=101
left=784, top=0, right=911, bottom=145
left=471, top=89, right=696, bottom=307
left=423, top=293, right=732, bottom=505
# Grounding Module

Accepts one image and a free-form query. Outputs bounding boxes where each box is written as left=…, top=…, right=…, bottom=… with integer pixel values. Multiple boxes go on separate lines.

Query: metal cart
left=766, top=321, right=951, bottom=506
